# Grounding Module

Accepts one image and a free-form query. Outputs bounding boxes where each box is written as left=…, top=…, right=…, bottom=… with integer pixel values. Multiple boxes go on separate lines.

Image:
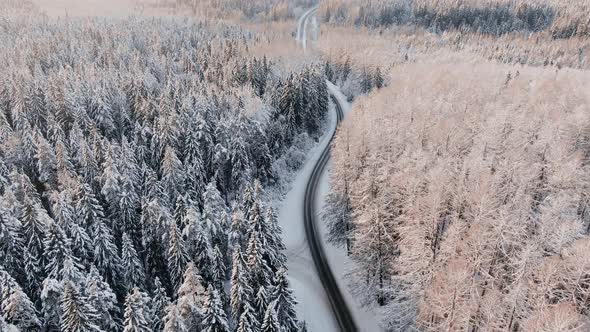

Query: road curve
left=303, top=94, right=359, bottom=332
left=296, top=6, right=318, bottom=45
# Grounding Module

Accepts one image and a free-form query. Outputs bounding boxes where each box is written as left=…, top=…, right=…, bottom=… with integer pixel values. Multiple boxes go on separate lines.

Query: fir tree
left=60, top=282, right=102, bottom=332
left=201, top=286, right=230, bottom=332
left=123, top=288, right=152, bottom=332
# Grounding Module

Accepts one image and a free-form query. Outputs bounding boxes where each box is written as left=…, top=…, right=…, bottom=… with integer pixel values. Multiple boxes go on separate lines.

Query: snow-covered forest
left=0, top=15, right=329, bottom=332
left=326, top=59, right=590, bottom=331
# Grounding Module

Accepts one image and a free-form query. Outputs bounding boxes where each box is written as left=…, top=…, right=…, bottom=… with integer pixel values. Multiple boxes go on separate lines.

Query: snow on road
left=276, top=82, right=383, bottom=331
left=275, top=100, right=339, bottom=332
left=317, top=87, right=384, bottom=332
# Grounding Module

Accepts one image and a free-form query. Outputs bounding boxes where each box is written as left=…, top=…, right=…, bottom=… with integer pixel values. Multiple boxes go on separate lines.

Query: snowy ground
left=276, top=99, right=340, bottom=332
left=276, top=82, right=384, bottom=331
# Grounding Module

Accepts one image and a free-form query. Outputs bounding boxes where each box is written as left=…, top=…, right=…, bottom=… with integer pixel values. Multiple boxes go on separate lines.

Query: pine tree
left=123, top=288, right=152, bottom=332
left=271, top=268, right=298, bottom=332
left=60, top=282, right=102, bottom=332
left=230, top=246, right=253, bottom=322
left=167, top=221, right=188, bottom=291
left=121, top=232, right=145, bottom=291
left=85, top=266, right=119, bottom=331
left=150, top=277, right=170, bottom=332
left=261, top=302, right=281, bottom=332
left=201, top=286, right=230, bottom=332
left=177, top=263, right=207, bottom=331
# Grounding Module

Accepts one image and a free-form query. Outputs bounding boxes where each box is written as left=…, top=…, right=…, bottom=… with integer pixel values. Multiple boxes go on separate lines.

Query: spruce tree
left=60, top=282, right=102, bottom=332
left=0, top=206, right=24, bottom=282
left=246, top=230, right=271, bottom=292
left=21, top=197, right=49, bottom=293
left=92, top=220, right=121, bottom=287
left=201, top=180, right=227, bottom=246
left=167, top=221, right=188, bottom=291
left=123, top=288, right=152, bottom=332
left=40, top=278, right=62, bottom=332
left=44, top=221, right=76, bottom=280
left=1, top=269, right=41, bottom=331
left=211, top=244, right=227, bottom=290
left=150, top=277, right=170, bottom=332
left=255, top=286, right=269, bottom=324
left=121, top=232, right=145, bottom=291
left=271, top=268, right=298, bottom=332
left=230, top=246, right=253, bottom=322
left=161, top=145, right=185, bottom=203
left=201, top=286, right=230, bottom=332
left=228, top=208, right=246, bottom=254
left=85, top=266, right=119, bottom=331
left=261, top=302, right=281, bottom=332
left=236, top=302, right=259, bottom=332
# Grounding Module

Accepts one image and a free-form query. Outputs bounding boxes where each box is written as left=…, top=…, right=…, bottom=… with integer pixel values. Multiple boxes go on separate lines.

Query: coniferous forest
left=0, top=16, right=328, bottom=332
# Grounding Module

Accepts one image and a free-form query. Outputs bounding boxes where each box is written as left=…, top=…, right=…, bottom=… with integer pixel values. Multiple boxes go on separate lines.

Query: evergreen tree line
left=322, top=0, right=572, bottom=37
left=324, top=59, right=385, bottom=100
left=0, top=16, right=327, bottom=331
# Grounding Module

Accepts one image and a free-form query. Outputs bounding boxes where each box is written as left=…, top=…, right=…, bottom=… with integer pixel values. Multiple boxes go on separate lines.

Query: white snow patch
left=327, top=81, right=352, bottom=115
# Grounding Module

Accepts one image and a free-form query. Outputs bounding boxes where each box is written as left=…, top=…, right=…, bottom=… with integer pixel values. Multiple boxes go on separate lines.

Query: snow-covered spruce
left=0, top=14, right=328, bottom=331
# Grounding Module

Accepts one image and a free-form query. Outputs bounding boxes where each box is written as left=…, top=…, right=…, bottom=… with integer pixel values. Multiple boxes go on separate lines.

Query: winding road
left=297, top=7, right=360, bottom=332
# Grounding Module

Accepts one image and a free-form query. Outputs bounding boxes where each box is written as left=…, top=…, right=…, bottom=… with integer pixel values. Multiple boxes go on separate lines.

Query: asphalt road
left=303, top=94, right=359, bottom=332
